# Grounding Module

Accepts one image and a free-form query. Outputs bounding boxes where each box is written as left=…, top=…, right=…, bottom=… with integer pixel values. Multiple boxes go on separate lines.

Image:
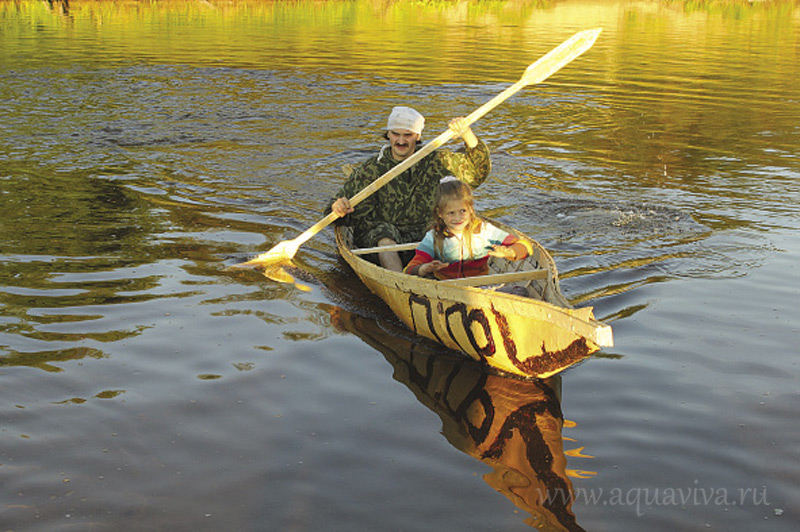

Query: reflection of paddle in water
left=331, top=307, right=589, bottom=532
left=261, top=265, right=312, bottom=292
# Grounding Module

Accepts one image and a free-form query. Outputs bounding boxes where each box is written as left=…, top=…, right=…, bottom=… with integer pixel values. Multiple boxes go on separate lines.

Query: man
left=330, top=106, right=491, bottom=271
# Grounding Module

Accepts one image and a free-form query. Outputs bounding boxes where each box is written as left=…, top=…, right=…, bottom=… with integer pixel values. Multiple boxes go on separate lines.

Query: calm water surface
left=1, top=1, right=799, bottom=530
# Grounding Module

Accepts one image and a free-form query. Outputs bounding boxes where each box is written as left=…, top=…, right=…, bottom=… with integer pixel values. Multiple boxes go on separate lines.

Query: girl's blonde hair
left=432, top=178, right=483, bottom=259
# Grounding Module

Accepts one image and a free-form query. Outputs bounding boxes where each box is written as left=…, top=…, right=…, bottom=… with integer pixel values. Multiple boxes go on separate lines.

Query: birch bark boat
left=335, top=219, right=613, bottom=379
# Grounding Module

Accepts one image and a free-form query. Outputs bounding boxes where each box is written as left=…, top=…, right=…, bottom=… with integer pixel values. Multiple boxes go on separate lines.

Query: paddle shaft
left=245, top=28, right=601, bottom=266
left=351, top=241, right=421, bottom=255
left=289, top=29, right=601, bottom=252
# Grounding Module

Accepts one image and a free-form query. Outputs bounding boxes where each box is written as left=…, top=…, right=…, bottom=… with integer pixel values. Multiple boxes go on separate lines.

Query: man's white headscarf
left=385, top=106, right=425, bottom=135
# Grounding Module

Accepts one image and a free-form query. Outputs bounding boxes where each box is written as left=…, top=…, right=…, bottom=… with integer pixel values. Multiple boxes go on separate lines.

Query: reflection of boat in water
left=331, top=307, right=587, bottom=532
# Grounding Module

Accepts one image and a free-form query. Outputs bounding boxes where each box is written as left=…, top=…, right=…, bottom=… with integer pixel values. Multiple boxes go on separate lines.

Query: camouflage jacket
left=330, top=140, right=491, bottom=249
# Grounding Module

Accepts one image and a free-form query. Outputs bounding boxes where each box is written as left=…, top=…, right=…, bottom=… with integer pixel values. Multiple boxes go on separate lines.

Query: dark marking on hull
left=524, top=338, right=591, bottom=376
left=491, top=304, right=590, bottom=375
left=490, top=304, right=519, bottom=364
left=408, top=293, right=445, bottom=346
left=445, top=303, right=496, bottom=361
left=407, top=292, right=589, bottom=378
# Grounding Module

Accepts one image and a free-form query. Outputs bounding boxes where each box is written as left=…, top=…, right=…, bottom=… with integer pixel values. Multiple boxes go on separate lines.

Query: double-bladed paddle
left=235, top=28, right=602, bottom=269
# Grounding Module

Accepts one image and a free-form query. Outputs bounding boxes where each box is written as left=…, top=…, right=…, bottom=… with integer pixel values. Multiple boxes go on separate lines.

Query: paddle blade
left=231, top=239, right=299, bottom=269
left=521, top=28, right=602, bottom=86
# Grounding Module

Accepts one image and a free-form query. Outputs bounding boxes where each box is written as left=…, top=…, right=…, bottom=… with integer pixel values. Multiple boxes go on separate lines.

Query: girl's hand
left=418, top=260, right=448, bottom=277
left=488, top=245, right=516, bottom=260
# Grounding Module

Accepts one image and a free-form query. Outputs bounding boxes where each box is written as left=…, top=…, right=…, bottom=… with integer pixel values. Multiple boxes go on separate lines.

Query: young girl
left=404, top=177, right=532, bottom=279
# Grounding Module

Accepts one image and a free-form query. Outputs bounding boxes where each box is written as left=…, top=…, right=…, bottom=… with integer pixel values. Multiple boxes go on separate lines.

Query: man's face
left=387, top=129, right=420, bottom=161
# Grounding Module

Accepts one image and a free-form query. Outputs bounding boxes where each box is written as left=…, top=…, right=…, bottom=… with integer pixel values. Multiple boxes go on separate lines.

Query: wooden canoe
left=335, top=219, right=613, bottom=379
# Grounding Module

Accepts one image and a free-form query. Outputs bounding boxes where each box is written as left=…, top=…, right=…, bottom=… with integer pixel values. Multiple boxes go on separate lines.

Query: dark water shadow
left=331, top=307, right=586, bottom=532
